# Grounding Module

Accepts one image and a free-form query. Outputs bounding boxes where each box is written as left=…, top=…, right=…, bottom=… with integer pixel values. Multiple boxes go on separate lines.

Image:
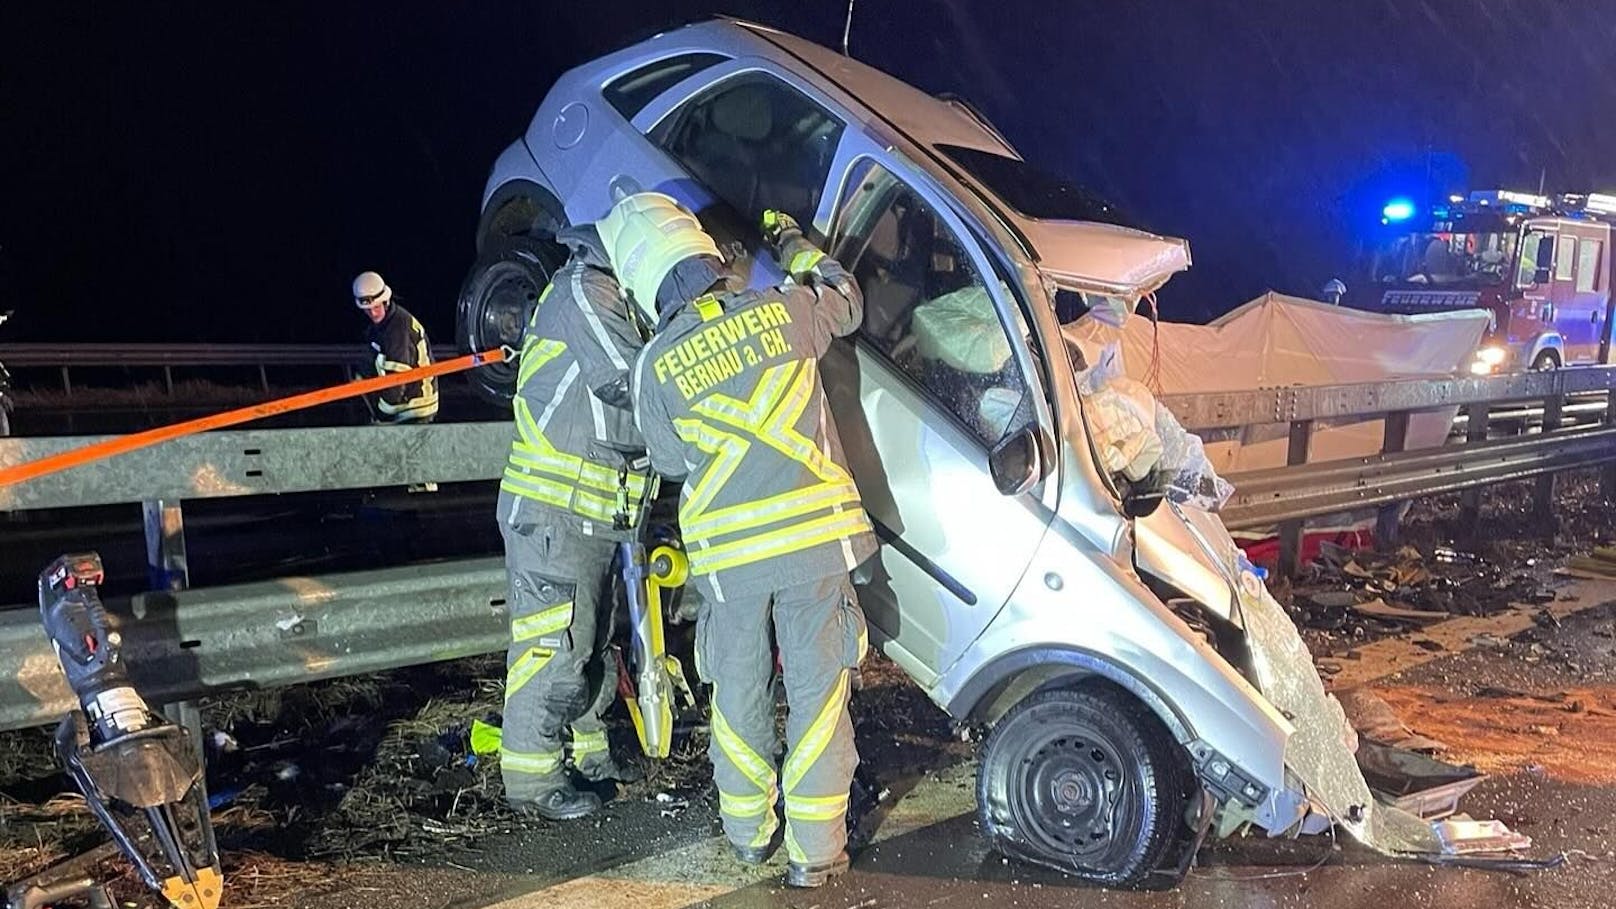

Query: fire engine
left=1349, top=190, right=1615, bottom=374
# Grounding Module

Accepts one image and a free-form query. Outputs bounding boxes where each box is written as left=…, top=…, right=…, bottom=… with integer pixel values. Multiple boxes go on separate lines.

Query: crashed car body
left=463, top=17, right=1431, bottom=884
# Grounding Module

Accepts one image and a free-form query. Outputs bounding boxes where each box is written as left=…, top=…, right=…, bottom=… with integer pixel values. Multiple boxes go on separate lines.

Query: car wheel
left=977, top=685, right=1191, bottom=888
left=456, top=236, right=565, bottom=405
left=1531, top=350, right=1560, bottom=372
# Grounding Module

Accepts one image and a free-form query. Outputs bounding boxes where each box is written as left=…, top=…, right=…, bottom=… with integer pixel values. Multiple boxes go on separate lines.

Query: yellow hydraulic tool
left=618, top=540, right=691, bottom=759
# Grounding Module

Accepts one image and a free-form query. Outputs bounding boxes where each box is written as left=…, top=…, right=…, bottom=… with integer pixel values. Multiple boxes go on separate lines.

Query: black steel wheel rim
left=1008, top=722, right=1138, bottom=862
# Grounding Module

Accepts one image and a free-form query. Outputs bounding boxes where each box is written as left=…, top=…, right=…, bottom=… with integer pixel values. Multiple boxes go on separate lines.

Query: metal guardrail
left=0, top=342, right=459, bottom=368
left=0, top=342, right=460, bottom=395
left=2, top=366, right=1614, bottom=731
left=0, top=560, right=507, bottom=732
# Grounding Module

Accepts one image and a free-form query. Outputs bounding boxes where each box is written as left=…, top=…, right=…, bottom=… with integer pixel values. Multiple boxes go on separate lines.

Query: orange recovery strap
left=0, top=347, right=509, bottom=490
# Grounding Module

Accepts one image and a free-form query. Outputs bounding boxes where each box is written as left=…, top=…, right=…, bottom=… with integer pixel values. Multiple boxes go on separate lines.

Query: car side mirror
left=987, top=425, right=1041, bottom=496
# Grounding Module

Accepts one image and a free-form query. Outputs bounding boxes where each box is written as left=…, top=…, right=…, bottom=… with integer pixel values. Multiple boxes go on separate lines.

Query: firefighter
left=601, top=193, right=876, bottom=888
left=495, top=225, right=650, bottom=820
left=352, top=271, right=438, bottom=423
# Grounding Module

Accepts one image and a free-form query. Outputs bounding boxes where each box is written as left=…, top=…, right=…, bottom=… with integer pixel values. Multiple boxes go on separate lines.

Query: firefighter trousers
left=498, top=520, right=619, bottom=801
left=696, top=573, right=868, bottom=865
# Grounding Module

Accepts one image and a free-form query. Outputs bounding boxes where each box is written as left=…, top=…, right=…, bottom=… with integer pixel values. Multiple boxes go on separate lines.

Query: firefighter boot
left=512, top=782, right=602, bottom=822
left=785, top=851, right=850, bottom=888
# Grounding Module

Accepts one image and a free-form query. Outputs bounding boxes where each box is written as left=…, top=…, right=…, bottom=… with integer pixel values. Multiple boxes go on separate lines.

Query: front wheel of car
left=976, top=685, right=1192, bottom=888
left=1531, top=350, right=1561, bottom=372
left=456, top=236, right=565, bottom=405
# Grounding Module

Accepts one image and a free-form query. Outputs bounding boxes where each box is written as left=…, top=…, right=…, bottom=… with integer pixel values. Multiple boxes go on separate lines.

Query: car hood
left=1022, top=219, right=1192, bottom=298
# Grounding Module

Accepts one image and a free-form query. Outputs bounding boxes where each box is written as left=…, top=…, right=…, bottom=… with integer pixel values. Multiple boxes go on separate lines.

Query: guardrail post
left=258, top=364, right=270, bottom=393
left=1534, top=393, right=1565, bottom=522
left=143, top=499, right=189, bottom=592
left=1278, top=419, right=1314, bottom=577
left=59, top=365, right=72, bottom=397
left=1459, top=402, right=1490, bottom=537
left=1374, top=410, right=1411, bottom=549
left=162, top=365, right=175, bottom=396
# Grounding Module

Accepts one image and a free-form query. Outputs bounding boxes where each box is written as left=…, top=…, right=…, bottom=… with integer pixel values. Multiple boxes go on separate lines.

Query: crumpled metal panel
left=1239, top=576, right=1441, bottom=854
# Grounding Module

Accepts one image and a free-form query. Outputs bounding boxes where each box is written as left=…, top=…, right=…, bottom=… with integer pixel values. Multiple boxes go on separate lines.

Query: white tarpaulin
left=1062, top=292, right=1491, bottom=473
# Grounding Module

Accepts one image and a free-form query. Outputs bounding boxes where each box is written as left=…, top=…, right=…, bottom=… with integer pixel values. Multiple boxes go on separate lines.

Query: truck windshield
left=1371, top=231, right=1517, bottom=285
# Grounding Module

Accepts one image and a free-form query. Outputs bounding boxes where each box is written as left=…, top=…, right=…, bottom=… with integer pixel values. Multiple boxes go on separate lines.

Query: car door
left=1568, top=231, right=1608, bottom=363
left=819, top=152, right=1054, bottom=685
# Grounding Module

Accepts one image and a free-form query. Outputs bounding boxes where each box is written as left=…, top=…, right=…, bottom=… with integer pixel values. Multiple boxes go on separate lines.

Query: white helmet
left=352, top=271, right=392, bottom=308
left=596, top=192, right=720, bottom=321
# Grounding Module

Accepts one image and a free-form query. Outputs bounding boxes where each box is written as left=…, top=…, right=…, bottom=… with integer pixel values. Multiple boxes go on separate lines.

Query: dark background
left=2, top=1, right=1612, bottom=345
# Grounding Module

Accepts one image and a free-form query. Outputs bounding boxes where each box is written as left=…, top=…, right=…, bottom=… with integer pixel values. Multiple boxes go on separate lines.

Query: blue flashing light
left=1381, top=198, right=1416, bottom=222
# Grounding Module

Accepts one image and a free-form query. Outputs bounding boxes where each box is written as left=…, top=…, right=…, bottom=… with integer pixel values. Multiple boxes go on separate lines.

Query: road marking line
left=1324, top=577, right=1616, bottom=690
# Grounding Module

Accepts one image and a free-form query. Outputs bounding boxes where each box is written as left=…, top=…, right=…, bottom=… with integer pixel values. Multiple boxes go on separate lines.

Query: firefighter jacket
left=364, top=303, right=438, bottom=421
left=632, top=261, right=878, bottom=602
left=498, top=227, right=652, bottom=539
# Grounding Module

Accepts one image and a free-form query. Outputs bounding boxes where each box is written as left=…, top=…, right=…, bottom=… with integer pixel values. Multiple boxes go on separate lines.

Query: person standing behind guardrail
left=353, top=271, right=438, bottom=423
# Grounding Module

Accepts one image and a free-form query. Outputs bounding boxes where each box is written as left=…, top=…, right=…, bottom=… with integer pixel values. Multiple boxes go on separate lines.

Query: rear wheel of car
left=977, top=685, right=1191, bottom=888
left=1531, top=349, right=1560, bottom=372
left=456, top=235, right=565, bottom=405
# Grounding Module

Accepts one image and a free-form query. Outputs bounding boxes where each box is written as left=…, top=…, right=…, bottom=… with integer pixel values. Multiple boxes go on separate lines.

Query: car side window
left=831, top=160, right=1030, bottom=446
left=603, top=53, right=730, bottom=121
left=651, top=72, right=845, bottom=229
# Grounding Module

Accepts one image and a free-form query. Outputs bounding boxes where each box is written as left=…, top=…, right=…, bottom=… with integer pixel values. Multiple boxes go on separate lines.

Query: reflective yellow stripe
left=681, top=480, right=862, bottom=543
left=695, top=294, right=723, bottom=321
left=506, top=646, right=556, bottom=698
left=785, top=824, right=805, bottom=863
left=788, top=248, right=825, bottom=275
left=782, top=670, right=850, bottom=793
left=719, top=790, right=774, bottom=818
left=674, top=418, right=750, bottom=522
left=785, top=792, right=849, bottom=821
left=690, top=510, right=873, bottom=576
left=501, top=748, right=563, bottom=776
left=509, top=446, right=649, bottom=496
left=517, top=337, right=567, bottom=388
left=511, top=602, right=572, bottom=642
left=499, top=471, right=623, bottom=523
left=711, top=703, right=778, bottom=796
left=571, top=729, right=609, bottom=757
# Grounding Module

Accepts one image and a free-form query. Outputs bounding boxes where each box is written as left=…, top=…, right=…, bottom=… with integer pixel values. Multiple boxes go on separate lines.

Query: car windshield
left=1371, top=231, right=1518, bottom=285
left=937, top=144, right=1130, bottom=226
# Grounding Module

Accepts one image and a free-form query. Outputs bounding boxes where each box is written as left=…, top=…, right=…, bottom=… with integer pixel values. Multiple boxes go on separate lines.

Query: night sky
left=2, top=1, right=1613, bottom=345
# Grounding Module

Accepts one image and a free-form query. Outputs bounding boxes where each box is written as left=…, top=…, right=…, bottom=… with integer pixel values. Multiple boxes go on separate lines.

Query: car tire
left=976, top=685, right=1192, bottom=888
left=1531, top=350, right=1560, bottom=372
left=455, top=235, right=565, bottom=405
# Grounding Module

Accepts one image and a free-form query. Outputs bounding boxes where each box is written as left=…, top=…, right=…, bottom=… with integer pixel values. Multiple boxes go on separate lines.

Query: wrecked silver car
left=465, top=17, right=1456, bottom=885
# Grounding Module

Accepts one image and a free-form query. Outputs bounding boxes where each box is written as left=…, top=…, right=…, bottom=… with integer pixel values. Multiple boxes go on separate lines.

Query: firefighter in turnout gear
left=353, top=271, right=439, bottom=422
left=496, top=225, right=650, bottom=820
left=604, top=193, right=876, bottom=888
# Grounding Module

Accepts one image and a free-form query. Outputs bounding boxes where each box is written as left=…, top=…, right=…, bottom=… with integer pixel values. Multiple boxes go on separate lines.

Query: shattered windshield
left=1371, top=231, right=1518, bottom=285
left=937, top=144, right=1130, bottom=226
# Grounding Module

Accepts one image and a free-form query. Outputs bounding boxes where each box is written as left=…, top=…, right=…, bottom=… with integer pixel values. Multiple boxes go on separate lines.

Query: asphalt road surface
left=281, top=583, right=1616, bottom=909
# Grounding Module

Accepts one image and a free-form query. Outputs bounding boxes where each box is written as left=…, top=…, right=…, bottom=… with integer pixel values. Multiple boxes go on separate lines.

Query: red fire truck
left=1353, top=190, right=1615, bottom=374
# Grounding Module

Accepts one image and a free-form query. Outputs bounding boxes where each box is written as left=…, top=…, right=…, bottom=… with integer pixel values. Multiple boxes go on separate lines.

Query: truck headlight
left=1470, top=346, right=1507, bottom=374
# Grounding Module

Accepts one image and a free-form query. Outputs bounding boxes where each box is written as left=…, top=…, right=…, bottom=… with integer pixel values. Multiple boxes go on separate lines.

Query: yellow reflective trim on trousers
left=500, top=748, right=563, bottom=776
left=785, top=824, right=806, bottom=863
left=689, top=510, right=873, bottom=576
left=719, top=790, right=773, bottom=818
left=710, top=699, right=778, bottom=798
left=681, top=480, right=862, bottom=543
left=506, top=647, right=556, bottom=698
left=784, top=792, right=849, bottom=821
left=511, top=602, right=572, bottom=642
left=782, top=669, right=850, bottom=793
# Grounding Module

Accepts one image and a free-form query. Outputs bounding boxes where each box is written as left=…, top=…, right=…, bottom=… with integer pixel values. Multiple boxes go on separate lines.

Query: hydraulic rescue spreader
left=5, top=554, right=222, bottom=909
